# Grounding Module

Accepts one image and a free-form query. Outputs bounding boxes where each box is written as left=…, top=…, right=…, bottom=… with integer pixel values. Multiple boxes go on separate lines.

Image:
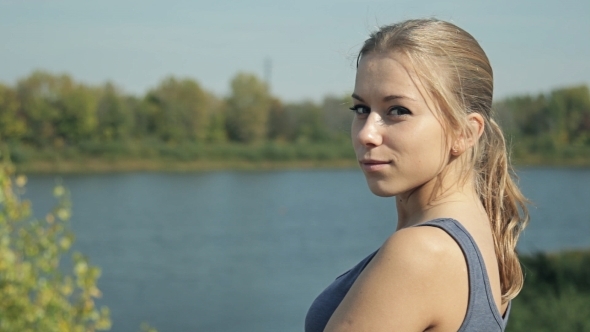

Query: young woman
left=305, top=19, right=529, bottom=332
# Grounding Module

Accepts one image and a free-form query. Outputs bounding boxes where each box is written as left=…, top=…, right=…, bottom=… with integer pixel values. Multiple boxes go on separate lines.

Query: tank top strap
left=414, top=218, right=508, bottom=331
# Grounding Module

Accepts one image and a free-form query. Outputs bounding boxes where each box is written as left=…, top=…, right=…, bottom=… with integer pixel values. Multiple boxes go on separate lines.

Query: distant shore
left=511, top=156, right=590, bottom=168
left=13, top=156, right=590, bottom=174
left=14, top=158, right=361, bottom=174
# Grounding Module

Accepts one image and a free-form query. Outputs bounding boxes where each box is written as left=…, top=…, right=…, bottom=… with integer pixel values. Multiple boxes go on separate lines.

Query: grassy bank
left=15, top=158, right=359, bottom=173
left=508, top=249, right=590, bottom=331
left=510, top=142, right=590, bottom=168
left=9, top=141, right=360, bottom=173
left=13, top=156, right=590, bottom=174
left=8, top=141, right=590, bottom=174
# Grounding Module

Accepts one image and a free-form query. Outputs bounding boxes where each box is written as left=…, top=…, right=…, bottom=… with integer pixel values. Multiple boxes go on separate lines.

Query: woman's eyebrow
left=383, top=94, right=416, bottom=102
left=351, top=93, right=365, bottom=102
left=351, top=93, right=415, bottom=102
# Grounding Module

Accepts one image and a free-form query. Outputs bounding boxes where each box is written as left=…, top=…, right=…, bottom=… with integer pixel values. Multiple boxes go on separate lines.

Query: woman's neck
left=395, top=170, right=482, bottom=230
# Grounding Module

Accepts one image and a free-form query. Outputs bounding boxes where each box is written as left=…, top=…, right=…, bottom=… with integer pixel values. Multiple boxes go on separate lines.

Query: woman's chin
left=366, top=182, right=397, bottom=197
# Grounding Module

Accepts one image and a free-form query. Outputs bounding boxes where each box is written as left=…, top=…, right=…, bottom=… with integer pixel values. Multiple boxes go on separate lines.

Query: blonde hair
left=357, top=19, right=529, bottom=303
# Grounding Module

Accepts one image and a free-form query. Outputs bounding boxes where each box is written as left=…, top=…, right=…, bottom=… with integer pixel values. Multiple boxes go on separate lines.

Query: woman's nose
left=356, top=113, right=383, bottom=147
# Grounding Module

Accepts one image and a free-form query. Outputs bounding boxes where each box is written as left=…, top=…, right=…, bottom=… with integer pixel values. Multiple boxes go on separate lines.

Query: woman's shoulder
left=378, top=222, right=470, bottom=294
left=324, top=223, right=469, bottom=331
left=380, top=220, right=466, bottom=262
left=378, top=223, right=470, bottom=327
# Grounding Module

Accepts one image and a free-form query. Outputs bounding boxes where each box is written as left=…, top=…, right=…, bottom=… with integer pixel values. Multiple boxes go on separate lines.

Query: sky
left=1, top=0, right=589, bottom=102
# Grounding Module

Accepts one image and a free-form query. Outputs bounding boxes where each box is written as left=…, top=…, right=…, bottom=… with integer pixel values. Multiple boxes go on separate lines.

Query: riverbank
left=6, top=135, right=590, bottom=174
left=14, top=158, right=361, bottom=174
left=7, top=141, right=359, bottom=173
left=512, top=155, right=590, bottom=168
left=13, top=156, right=590, bottom=174
left=7, top=140, right=590, bottom=174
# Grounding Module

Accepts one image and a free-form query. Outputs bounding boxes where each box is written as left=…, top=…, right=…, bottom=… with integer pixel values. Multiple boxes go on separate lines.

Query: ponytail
left=478, top=118, right=529, bottom=302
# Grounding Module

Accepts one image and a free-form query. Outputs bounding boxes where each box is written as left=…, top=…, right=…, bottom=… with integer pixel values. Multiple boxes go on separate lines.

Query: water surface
left=23, top=167, right=590, bottom=331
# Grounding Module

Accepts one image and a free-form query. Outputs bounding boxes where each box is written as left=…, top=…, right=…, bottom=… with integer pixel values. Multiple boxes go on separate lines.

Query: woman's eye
left=388, top=106, right=411, bottom=116
left=349, top=105, right=370, bottom=115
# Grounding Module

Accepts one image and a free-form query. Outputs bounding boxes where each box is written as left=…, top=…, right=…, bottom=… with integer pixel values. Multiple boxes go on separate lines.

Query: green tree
left=321, top=94, right=353, bottom=141
left=494, top=85, right=590, bottom=160
left=0, top=160, right=110, bottom=331
left=144, top=77, right=211, bottom=142
left=267, top=95, right=352, bottom=143
left=16, top=71, right=98, bottom=147
left=0, top=84, right=27, bottom=142
left=16, top=71, right=62, bottom=147
left=225, top=73, right=271, bottom=143
left=56, top=83, right=99, bottom=144
left=267, top=98, right=292, bottom=141
left=205, top=96, right=227, bottom=143
left=494, top=94, right=548, bottom=137
left=96, top=83, right=134, bottom=142
left=127, top=96, right=151, bottom=139
left=549, top=85, right=590, bottom=145
left=287, top=101, right=330, bottom=143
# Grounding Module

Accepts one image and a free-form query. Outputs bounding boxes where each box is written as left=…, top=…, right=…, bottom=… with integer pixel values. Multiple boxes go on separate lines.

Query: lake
left=23, top=167, right=590, bottom=332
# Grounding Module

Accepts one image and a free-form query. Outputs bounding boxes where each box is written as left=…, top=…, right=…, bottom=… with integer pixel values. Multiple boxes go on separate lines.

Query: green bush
left=0, top=160, right=111, bottom=331
left=508, top=250, right=590, bottom=331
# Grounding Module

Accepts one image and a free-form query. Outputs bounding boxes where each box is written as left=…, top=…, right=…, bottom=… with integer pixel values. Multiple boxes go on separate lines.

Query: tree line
left=0, top=71, right=588, bottom=166
left=0, top=71, right=352, bottom=146
left=495, top=84, right=590, bottom=162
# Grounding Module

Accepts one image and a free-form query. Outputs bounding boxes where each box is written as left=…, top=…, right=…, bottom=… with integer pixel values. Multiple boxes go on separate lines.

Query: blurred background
left=1, top=0, right=589, bottom=331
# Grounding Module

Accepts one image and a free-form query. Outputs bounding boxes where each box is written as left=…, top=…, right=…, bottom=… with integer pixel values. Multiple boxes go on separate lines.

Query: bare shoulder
left=382, top=225, right=464, bottom=262
left=378, top=226, right=470, bottom=305
left=325, top=226, right=469, bottom=332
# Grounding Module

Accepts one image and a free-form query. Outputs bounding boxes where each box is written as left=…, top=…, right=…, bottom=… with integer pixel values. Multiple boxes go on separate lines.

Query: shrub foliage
left=508, top=250, right=590, bottom=331
left=0, top=160, right=110, bottom=332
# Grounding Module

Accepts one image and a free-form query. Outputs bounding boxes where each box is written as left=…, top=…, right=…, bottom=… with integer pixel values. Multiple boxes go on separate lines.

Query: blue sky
left=1, top=0, right=589, bottom=102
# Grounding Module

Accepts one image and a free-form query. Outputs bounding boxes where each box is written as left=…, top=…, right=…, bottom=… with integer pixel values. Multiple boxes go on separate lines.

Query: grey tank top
left=305, top=218, right=510, bottom=331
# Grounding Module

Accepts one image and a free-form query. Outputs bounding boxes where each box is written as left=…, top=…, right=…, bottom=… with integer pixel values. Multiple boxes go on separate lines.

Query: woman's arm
left=324, top=226, right=469, bottom=332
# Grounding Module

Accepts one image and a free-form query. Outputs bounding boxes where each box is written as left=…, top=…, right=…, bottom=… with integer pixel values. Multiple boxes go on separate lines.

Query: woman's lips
left=359, top=159, right=392, bottom=172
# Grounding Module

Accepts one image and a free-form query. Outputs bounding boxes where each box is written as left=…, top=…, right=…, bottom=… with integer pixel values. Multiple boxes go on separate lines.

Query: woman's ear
left=467, top=113, right=485, bottom=142
left=450, top=113, right=485, bottom=156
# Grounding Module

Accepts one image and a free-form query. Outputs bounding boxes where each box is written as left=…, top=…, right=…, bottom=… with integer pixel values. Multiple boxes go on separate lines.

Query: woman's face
left=351, top=52, right=450, bottom=198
